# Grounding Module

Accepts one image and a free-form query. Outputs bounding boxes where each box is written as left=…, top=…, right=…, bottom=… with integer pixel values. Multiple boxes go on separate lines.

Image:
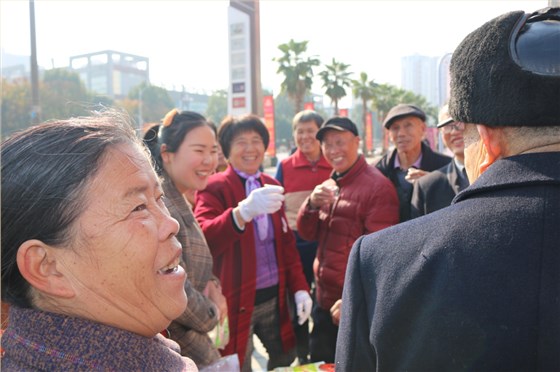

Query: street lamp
left=29, top=0, right=41, bottom=124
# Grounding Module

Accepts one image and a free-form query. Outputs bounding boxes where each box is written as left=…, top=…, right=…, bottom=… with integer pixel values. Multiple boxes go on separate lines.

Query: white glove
left=238, top=185, right=285, bottom=222
left=295, top=290, right=312, bottom=325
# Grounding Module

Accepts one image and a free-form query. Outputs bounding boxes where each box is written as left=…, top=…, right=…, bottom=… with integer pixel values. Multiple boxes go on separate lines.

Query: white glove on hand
left=238, top=185, right=285, bottom=222
left=295, top=290, right=312, bottom=325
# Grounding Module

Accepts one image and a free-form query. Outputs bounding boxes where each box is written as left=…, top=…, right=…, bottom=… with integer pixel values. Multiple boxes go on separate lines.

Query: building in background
left=1, top=50, right=33, bottom=81
left=401, top=54, right=439, bottom=107
left=69, top=50, right=149, bottom=100
left=167, top=88, right=210, bottom=114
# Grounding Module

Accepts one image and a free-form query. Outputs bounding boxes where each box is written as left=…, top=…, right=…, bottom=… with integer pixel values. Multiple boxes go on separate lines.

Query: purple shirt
left=394, top=153, right=423, bottom=170
left=254, top=214, right=279, bottom=289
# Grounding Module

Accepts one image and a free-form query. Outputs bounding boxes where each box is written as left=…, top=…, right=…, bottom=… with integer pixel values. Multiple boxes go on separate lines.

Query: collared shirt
left=454, top=157, right=469, bottom=190
left=394, top=153, right=423, bottom=170
left=394, top=153, right=423, bottom=202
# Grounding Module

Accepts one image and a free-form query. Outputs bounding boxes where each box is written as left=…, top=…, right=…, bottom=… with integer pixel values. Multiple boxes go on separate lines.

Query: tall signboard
left=228, top=0, right=262, bottom=116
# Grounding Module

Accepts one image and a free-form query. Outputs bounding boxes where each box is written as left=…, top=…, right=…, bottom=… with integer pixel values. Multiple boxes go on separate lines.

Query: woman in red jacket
left=194, top=115, right=312, bottom=371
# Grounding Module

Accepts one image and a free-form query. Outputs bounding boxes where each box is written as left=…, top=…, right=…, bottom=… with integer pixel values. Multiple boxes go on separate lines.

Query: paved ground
left=251, top=335, right=270, bottom=371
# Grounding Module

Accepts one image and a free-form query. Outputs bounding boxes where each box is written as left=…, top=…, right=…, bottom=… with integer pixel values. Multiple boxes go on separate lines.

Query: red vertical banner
left=366, top=111, right=373, bottom=152
left=263, top=95, right=276, bottom=157
left=304, top=102, right=315, bottom=111
left=339, top=108, right=348, bottom=117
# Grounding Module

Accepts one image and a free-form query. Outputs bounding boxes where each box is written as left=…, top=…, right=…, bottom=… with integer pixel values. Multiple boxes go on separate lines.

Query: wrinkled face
left=163, top=125, right=218, bottom=193
left=57, top=143, right=187, bottom=337
left=320, top=130, right=360, bottom=174
left=228, top=130, right=265, bottom=174
left=388, top=116, right=426, bottom=154
left=294, top=121, right=321, bottom=158
left=441, top=121, right=465, bottom=160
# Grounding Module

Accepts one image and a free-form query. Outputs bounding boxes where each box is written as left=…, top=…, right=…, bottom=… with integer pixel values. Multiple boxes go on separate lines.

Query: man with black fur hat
left=336, top=7, right=560, bottom=371
left=376, top=103, right=451, bottom=222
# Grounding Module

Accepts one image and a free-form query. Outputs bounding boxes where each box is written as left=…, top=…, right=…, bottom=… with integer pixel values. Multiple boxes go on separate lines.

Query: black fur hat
left=449, top=7, right=560, bottom=127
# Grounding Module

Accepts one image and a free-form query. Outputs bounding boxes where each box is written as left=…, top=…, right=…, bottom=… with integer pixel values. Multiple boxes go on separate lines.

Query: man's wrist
left=307, top=198, right=319, bottom=211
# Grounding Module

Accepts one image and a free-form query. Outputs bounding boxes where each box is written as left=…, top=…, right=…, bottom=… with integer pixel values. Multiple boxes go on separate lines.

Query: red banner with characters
left=366, top=111, right=373, bottom=152
left=339, top=108, right=348, bottom=117
left=304, top=102, right=315, bottom=111
left=263, top=95, right=275, bottom=157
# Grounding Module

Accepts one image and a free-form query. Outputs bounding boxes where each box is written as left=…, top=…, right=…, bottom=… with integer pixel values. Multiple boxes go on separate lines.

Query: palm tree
left=274, top=39, right=320, bottom=113
left=319, top=58, right=353, bottom=115
left=352, top=72, right=377, bottom=155
left=371, top=83, right=400, bottom=153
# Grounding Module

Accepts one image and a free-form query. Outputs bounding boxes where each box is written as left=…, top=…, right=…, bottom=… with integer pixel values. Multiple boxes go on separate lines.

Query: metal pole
left=29, top=0, right=41, bottom=124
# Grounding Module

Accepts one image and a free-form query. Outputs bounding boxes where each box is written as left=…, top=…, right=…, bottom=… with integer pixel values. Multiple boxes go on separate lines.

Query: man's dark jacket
left=410, top=159, right=469, bottom=218
left=336, top=152, right=560, bottom=371
left=376, top=142, right=451, bottom=221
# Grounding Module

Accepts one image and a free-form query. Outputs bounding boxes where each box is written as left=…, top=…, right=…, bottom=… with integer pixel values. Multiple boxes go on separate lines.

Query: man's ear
left=477, top=125, right=504, bottom=174
left=16, top=240, right=75, bottom=299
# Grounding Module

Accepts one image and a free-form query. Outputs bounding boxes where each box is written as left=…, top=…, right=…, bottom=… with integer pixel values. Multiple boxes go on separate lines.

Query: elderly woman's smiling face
left=54, top=143, right=187, bottom=336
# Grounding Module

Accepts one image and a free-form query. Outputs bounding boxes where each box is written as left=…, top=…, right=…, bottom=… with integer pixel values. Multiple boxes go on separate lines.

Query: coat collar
left=332, top=155, right=368, bottom=186
left=454, top=152, right=560, bottom=204
left=388, top=141, right=438, bottom=169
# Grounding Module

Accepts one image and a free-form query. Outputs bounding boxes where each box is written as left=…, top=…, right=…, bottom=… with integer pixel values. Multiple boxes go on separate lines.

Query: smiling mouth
left=158, top=256, right=181, bottom=275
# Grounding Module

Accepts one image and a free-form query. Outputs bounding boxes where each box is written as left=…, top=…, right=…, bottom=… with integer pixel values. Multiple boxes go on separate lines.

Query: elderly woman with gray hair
left=1, top=111, right=196, bottom=371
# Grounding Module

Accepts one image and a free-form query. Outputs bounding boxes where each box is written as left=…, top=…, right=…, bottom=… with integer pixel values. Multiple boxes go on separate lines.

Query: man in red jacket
left=296, top=117, right=399, bottom=363
left=275, top=110, right=332, bottom=364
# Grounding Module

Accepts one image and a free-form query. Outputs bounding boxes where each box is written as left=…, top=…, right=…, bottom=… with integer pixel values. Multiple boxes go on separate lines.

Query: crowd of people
left=1, top=6, right=558, bottom=372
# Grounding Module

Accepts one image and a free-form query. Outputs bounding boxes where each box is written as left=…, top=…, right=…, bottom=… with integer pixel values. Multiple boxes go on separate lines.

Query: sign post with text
left=228, top=0, right=262, bottom=117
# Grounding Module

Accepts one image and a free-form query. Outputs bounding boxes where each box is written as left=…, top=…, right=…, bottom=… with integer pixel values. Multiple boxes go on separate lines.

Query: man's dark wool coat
left=376, top=142, right=451, bottom=222
left=336, top=152, right=560, bottom=371
left=410, top=159, right=469, bottom=218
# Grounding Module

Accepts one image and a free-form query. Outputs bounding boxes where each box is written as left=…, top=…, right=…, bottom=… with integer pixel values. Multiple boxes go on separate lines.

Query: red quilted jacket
left=296, top=156, right=399, bottom=310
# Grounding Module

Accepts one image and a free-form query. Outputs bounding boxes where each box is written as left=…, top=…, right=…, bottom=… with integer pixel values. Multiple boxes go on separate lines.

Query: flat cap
left=383, top=104, right=426, bottom=129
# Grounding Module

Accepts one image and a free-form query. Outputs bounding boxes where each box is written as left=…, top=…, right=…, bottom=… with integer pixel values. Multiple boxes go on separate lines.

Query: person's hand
left=309, top=179, right=338, bottom=209
left=405, top=167, right=429, bottom=182
left=238, top=185, right=285, bottom=222
left=330, top=299, right=342, bottom=326
left=295, top=290, right=312, bottom=325
left=204, top=280, right=228, bottom=323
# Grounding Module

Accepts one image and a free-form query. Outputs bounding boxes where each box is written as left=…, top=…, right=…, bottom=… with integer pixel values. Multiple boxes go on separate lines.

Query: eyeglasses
left=441, top=121, right=465, bottom=134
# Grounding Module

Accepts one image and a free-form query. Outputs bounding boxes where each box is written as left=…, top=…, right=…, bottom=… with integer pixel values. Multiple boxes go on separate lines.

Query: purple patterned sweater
left=1, top=306, right=197, bottom=371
